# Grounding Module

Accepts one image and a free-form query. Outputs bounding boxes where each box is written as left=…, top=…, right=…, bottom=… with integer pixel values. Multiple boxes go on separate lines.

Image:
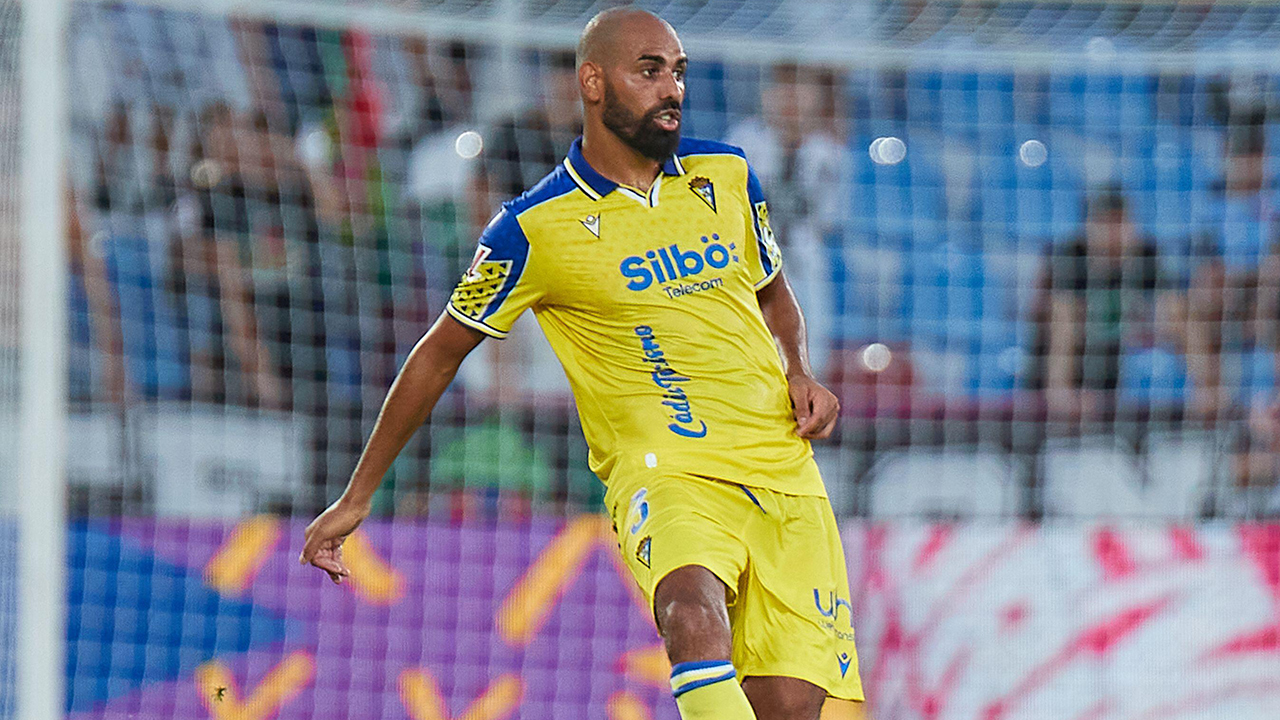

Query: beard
left=601, top=82, right=681, bottom=161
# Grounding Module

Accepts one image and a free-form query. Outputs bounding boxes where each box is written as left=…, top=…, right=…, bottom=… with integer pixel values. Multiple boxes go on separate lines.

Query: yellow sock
left=670, top=660, right=757, bottom=719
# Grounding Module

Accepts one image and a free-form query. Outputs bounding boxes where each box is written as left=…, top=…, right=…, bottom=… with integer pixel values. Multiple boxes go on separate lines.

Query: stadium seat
left=1042, top=433, right=1215, bottom=518
left=144, top=406, right=308, bottom=517
left=867, top=448, right=1020, bottom=517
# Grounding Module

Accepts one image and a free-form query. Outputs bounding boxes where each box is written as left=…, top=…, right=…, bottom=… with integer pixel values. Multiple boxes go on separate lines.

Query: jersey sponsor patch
left=450, top=255, right=513, bottom=321
left=755, top=201, right=782, bottom=271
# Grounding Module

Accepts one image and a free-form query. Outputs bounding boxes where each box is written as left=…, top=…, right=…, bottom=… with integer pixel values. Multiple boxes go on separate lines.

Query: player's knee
left=655, top=596, right=732, bottom=662
left=654, top=566, right=734, bottom=662
left=656, top=595, right=732, bottom=660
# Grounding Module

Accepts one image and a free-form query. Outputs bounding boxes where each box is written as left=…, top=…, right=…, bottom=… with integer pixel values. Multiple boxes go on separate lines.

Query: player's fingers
left=815, top=393, right=840, bottom=427
left=798, top=393, right=839, bottom=438
left=799, top=414, right=822, bottom=436
left=790, top=387, right=810, bottom=421
left=798, top=393, right=824, bottom=435
left=299, top=528, right=323, bottom=565
left=811, top=412, right=838, bottom=440
left=312, top=557, right=347, bottom=584
left=309, top=548, right=350, bottom=582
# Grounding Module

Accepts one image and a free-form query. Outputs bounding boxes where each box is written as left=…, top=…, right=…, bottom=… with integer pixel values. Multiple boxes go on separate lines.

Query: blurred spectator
left=725, top=63, right=851, bottom=379
left=67, top=182, right=127, bottom=406
left=240, top=109, right=326, bottom=412
left=170, top=103, right=284, bottom=408
left=393, top=37, right=474, bottom=152
left=76, top=103, right=142, bottom=405
left=1184, top=119, right=1280, bottom=418
left=475, top=49, right=582, bottom=218
left=145, top=106, right=179, bottom=212
left=1028, top=189, right=1169, bottom=421
left=90, top=102, right=146, bottom=219
left=398, top=37, right=481, bottom=308
left=463, top=50, right=581, bottom=407
left=1226, top=397, right=1280, bottom=516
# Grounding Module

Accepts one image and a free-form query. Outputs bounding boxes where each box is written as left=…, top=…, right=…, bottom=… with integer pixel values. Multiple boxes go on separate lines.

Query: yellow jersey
left=446, top=137, right=825, bottom=496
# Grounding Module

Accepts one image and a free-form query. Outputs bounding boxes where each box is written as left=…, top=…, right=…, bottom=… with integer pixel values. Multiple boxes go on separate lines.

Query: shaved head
left=576, top=7, right=676, bottom=69
left=575, top=8, right=687, bottom=162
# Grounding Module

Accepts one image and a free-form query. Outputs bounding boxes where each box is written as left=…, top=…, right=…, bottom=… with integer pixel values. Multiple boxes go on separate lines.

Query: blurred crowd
left=66, top=8, right=1280, bottom=513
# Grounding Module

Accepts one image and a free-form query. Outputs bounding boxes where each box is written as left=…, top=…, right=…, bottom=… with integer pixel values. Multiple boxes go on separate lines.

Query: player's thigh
left=606, top=475, right=752, bottom=619
left=733, top=492, right=863, bottom=702
left=652, top=564, right=734, bottom=661
left=741, top=675, right=827, bottom=720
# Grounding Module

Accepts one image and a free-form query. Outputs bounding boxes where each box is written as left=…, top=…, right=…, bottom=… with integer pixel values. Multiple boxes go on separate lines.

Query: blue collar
left=565, top=136, right=685, bottom=200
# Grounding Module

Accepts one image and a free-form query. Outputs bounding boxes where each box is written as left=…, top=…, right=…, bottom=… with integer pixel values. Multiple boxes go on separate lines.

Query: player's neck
left=580, top=127, right=663, bottom=193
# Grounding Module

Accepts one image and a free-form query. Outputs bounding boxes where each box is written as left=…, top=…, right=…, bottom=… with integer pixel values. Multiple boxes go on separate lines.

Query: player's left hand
left=299, top=497, right=370, bottom=584
left=787, top=373, right=840, bottom=440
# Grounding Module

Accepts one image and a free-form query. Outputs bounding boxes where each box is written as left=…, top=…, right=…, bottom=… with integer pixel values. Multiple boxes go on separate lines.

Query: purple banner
left=69, top=516, right=677, bottom=720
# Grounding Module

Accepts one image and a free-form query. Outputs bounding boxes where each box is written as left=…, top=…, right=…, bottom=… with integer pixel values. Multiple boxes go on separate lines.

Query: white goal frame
left=18, top=1, right=68, bottom=719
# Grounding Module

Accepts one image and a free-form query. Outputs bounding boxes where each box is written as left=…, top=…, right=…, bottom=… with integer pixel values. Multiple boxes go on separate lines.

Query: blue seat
left=1119, top=345, right=1188, bottom=407
left=101, top=235, right=188, bottom=400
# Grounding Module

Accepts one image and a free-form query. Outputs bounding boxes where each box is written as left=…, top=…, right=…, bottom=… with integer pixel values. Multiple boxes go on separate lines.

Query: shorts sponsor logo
left=814, top=589, right=853, bottom=623
left=815, top=588, right=857, bottom=642
left=633, top=326, right=708, bottom=439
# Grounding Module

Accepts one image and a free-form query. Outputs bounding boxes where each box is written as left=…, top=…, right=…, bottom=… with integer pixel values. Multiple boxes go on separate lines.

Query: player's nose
left=657, top=69, right=683, bottom=104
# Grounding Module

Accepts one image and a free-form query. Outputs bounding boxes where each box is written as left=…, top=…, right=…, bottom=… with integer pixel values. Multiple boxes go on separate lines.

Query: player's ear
left=580, top=62, right=603, bottom=104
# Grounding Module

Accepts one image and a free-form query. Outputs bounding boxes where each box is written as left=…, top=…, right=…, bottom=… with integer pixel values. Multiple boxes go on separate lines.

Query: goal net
left=7, top=0, right=1280, bottom=719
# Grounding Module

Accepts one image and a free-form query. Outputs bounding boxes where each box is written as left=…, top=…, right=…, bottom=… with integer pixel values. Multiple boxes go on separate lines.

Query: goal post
left=17, top=0, right=68, bottom=718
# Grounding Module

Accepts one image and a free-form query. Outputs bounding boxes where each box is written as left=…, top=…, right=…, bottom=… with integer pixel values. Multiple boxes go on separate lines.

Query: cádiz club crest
left=688, top=176, right=716, bottom=213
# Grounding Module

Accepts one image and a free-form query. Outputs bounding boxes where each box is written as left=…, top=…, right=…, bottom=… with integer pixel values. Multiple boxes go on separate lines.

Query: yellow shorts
left=606, top=472, right=864, bottom=702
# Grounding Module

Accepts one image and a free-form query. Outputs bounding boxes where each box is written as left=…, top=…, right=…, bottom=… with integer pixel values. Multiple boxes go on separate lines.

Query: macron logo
left=581, top=214, right=600, bottom=238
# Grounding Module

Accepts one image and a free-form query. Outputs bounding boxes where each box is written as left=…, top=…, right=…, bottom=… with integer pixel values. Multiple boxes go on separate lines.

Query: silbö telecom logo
left=619, top=234, right=738, bottom=297
left=634, top=326, right=707, bottom=438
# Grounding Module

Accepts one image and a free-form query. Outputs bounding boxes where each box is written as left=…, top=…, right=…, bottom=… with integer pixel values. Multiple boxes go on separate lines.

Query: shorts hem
left=648, top=561, right=742, bottom=610
left=737, top=665, right=865, bottom=703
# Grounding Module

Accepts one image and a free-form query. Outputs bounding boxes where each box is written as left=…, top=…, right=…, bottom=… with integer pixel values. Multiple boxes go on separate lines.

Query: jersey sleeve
left=446, top=207, right=542, bottom=338
left=743, top=163, right=784, bottom=289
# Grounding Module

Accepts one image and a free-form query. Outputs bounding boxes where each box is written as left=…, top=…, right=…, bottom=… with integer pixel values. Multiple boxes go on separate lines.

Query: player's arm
left=757, top=270, right=839, bottom=440
left=301, top=205, right=539, bottom=583
left=742, top=157, right=839, bottom=440
left=299, top=314, right=485, bottom=583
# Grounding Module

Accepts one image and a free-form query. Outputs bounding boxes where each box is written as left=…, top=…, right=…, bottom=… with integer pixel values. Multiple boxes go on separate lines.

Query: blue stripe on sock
left=670, top=660, right=733, bottom=676
left=672, top=669, right=737, bottom=698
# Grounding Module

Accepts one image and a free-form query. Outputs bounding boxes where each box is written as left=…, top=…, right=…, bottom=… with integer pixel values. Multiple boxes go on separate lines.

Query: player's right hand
left=299, top=497, right=371, bottom=584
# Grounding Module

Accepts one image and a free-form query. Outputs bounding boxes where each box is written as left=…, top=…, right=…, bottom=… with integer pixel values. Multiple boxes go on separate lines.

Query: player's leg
left=741, top=677, right=826, bottom=720
left=731, top=487, right=864, bottom=717
left=655, top=565, right=758, bottom=720
left=606, top=477, right=759, bottom=720
left=654, top=565, right=733, bottom=661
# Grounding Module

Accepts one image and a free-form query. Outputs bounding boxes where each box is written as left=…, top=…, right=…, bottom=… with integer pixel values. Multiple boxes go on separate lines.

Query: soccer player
left=300, top=8, right=863, bottom=719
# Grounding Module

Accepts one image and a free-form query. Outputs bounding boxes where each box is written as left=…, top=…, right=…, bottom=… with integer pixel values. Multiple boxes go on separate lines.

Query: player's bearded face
left=601, top=79, right=681, bottom=161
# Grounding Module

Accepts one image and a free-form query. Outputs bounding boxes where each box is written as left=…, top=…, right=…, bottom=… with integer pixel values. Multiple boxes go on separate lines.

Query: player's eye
left=641, top=67, right=656, bottom=78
